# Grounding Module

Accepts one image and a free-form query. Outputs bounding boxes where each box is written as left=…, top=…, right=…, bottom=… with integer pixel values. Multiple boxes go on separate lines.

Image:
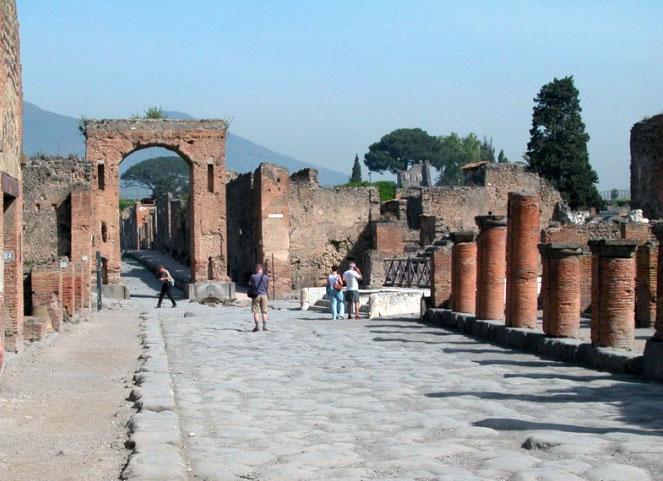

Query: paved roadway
left=122, top=259, right=663, bottom=481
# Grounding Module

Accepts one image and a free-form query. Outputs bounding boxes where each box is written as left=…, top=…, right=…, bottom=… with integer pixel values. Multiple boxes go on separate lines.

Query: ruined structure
left=83, top=119, right=234, bottom=299
left=0, top=0, right=24, bottom=364
left=227, top=164, right=378, bottom=295
left=631, top=114, right=663, bottom=220
left=397, top=160, right=432, bottom=188
left=22, top=155, right=92, bottom=337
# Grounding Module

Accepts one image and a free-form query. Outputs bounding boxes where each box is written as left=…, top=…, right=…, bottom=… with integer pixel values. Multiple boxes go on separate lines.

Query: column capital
left=475, top=214, right=507, bottom=230
left=538, top=243, right=583, bottom=258
left=450, top=231, right=477, bottom=243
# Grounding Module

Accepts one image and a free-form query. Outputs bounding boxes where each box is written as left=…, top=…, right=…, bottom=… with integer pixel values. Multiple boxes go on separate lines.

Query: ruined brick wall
left=226, top=171, right=258, bottom=284
left=288, top=169, right=378, bottom=289
left=1, top=0, right=24, bottom=355
left=23, top=155, right=91, bottom=270
left=84, top=119, right=229, bottom=283
left=419, top=163, right=561, bottom=233
left=631, top=115, right=663, bottom=220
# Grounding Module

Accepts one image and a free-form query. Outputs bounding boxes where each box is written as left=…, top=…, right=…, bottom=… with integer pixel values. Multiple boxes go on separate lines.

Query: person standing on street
left=343, top=261, right=363, bottom=320
left=156, top=265, right=176, bottom=308
left=326, top=265, right=345, bottom=320
left=248, top=263, right=270, bottom=332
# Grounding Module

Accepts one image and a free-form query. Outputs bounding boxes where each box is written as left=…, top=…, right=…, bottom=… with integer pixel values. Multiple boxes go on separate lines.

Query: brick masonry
left=0, top=0, right=24, bottom=359
left=475, top=215, right=507, bottom=321
left=450, top=232, right=477, bottom=315
left=430, top=242, right=452, bottom=308
left=83, top=119, right=230, bottom=284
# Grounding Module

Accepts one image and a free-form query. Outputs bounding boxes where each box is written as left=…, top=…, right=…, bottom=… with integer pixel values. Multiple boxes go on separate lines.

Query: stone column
left=430, top=240, right=453, bottom=308
left=450, top=231, right=477, bottom=314
left=635, top=240, right=658, bottom=328
left=475, top=215, right=507, bottom=321
left=654, top=224, right=663, bottom=341
left=505, top=193, right=541, bottom=329
left=539, top=243, right=583, bottom=337
left=643, top=224, right=663, bottom=380
left=590, top=240, right=639, bottom=349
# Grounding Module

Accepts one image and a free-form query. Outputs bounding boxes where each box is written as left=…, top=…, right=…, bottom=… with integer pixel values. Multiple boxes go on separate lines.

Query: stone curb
left=423, top=309, right=645, bottom=377
left=121, top=312, right=187, bottom=481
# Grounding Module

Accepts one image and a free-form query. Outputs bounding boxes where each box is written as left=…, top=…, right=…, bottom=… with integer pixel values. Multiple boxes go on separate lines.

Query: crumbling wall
left=631, top=114, right=663, bottom=220
left=23, top=155, right=91, bottom=271
left=418, top=163, right=561, bottom=233
left=226, top=171, right=258, bottom=284
left=288, top=169, right=378, bottom=288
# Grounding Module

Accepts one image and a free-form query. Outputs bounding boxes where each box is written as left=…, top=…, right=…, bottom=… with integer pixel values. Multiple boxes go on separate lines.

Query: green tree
left=497, top=149, right=509, bottom=163
left=350, top=153, right=362, bottom=183
left=435, top=133, right=481, bottom=185
left=525, top=76, right=602, bottom=209
left=144, top=106, right=166, bottom=119
left=121, top=156, right=189, bottom=198
left=480, top=136, right=495, bottom=162
left=363, top=128, right=444, bottom=174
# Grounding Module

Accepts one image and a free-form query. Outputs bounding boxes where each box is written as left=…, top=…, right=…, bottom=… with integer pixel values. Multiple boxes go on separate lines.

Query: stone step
left=313, top=299, right=370, bottom=313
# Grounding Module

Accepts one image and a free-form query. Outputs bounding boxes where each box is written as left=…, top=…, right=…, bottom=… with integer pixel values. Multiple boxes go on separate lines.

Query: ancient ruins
left=2, top=1, right=663, bottom=479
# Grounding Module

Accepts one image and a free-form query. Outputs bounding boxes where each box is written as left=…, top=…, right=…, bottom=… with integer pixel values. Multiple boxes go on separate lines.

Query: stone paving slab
left=154, top=300, right=663, bottom=480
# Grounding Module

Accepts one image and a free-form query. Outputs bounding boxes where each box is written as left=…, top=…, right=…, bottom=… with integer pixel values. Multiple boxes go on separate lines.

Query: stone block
left=643, top=340, right=663, bottom=382
left=187, top=281, right=235, bottom=302
left=102, top=283, right=130, bottom=299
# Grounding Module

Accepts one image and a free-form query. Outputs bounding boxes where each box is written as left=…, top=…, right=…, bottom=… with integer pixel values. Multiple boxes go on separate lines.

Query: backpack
left=333, top=275, right=344, bottom=291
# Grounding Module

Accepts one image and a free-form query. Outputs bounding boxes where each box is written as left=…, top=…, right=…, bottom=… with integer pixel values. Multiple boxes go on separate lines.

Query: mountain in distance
left=22, top=101, right=348, bottom=196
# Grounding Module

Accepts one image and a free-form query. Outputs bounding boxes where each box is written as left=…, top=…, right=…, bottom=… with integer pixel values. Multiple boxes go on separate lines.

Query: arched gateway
left=83, top=119, right=234, bottom=299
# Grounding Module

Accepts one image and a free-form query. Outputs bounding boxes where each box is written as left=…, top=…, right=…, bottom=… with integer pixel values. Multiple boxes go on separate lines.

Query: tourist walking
left=343, top=261, right=363, bottom=319
left=156, top=265, right=176, bottom=308
left=326, top=265, right=345, bottom=319
left=248, top=263, right=269, bottom=332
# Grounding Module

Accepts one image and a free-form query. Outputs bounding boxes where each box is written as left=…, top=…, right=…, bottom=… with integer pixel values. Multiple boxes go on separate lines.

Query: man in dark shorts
left=249, top=263, right=269, bottom=332
left=343, top=261, right=363, bottom=319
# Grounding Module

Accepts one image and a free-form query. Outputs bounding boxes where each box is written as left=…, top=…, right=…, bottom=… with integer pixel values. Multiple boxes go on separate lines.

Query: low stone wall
left=300, top=286, right=427, bottom=318
left=423, top=309, right=643, bottom=376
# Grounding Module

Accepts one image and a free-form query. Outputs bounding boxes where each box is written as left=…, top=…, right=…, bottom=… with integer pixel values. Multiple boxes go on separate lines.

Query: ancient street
left=116, top=260, right=663, bottom=481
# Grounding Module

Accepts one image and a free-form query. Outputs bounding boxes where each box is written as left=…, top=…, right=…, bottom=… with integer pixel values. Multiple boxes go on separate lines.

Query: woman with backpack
left=326, top=265, right=345, bottom=320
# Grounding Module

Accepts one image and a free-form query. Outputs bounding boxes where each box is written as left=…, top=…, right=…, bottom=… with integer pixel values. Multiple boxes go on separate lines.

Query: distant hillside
left=22, top=102, right=348, bottom=194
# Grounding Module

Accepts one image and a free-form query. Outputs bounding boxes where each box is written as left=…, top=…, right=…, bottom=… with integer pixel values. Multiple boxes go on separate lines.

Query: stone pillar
left=590, top=240, right=638, bottom=349
left=430, top=241, right=453, bottom=308
left=635, top=240, right=658, bottom=328
left=643, top=224, right=663, bottom=380
left=450, top=231, right=477, bottom=314
left=539, top=243, right=583, bottom=337
left=505, top=193, right=540, bottom=329
left=653, top=224, right=663, bottom=341
left=475, top=214, right=507, bottom=321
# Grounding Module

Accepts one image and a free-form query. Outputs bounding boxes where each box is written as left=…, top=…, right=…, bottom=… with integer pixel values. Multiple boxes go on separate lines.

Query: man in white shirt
left=342, top=261, right=363, bottom=320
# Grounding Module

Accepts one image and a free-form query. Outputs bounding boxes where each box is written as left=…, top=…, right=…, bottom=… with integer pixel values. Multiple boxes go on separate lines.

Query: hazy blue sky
left=18, top=0, right=663, bottom=189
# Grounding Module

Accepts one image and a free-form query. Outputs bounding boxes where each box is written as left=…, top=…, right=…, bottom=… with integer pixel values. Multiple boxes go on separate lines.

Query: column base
left=187, top=281, right=236, bottom=302
left=643, top=339, right=663, bottom=382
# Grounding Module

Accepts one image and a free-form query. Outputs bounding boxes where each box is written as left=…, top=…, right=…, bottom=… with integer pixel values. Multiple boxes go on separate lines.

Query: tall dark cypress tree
left=526, top=76, right=603, bottom=210
left=350, top=153, right=362, bottom=183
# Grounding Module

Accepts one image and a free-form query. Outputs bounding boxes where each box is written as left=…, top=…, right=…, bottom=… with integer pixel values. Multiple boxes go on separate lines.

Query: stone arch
left=82, top=119, right=230, bottom=289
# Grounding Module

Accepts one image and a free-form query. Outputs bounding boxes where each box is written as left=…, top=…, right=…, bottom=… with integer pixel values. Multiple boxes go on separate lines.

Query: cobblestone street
left=119, top=261, right=663, bottom=481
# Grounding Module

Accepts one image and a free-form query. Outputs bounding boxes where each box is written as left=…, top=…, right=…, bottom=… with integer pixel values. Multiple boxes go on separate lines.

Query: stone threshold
left=423, top=309, right=645, bottom=377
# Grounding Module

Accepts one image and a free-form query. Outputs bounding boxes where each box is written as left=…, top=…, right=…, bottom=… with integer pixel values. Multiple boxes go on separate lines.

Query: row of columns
left=437, top=192, right=663, bottom=350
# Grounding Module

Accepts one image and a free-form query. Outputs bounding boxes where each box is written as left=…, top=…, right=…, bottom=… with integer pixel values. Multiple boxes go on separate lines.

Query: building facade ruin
left=83, top=119, right=234, bottom=299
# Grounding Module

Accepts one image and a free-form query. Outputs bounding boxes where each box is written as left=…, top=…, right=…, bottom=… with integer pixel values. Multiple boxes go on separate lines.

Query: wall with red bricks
left=431, top=243, right=453, bottom=308
left=83, top=119, right=229, bottom=284
left=1, top=0, right=24, bottom=358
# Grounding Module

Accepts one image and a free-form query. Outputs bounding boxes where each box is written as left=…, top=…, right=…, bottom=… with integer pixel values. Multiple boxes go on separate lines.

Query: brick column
left=475, top=214, right=507, bottom=321
left=505, top=193, right=540, bottom=329
left=635, top=240, right=658, bottom=328
left=590, top=240, right=638, bottom=349
left=450, top=231, right=477, bottom=314
left=539, top=243, right=583, bottom=337
left=654, top=224, right=663, bottom=341
left=430, top=241, right=453, bottom=308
